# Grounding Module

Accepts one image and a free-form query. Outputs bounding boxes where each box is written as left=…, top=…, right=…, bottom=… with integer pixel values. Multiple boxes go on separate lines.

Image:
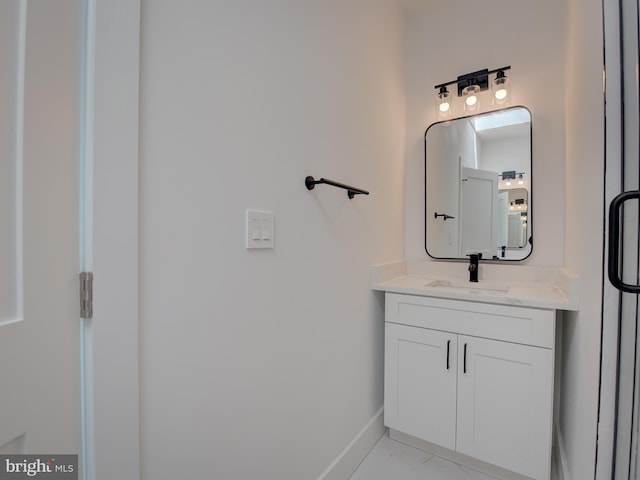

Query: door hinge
left=80, top=271, right=93, bottom=318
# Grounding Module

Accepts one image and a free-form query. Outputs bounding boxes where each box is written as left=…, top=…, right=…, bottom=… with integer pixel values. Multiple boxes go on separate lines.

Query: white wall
left=137, top=2, right=606, bottom=479
left=561, top=0, right=604, bottom=476
left=405, top=0, right=606, bottom=477
left=139, top=1, right=405, bottom=479
left=480, top=135, right=529, bottom=175
left=405, top=0, right=566, bottom=265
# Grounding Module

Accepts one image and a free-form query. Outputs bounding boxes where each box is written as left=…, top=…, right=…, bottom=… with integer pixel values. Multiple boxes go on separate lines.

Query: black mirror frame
left=424, top=105, right=533, bottom=262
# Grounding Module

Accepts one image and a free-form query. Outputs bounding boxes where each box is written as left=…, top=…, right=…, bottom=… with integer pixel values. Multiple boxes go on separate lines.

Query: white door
left=83, top=1, right=141, bottom=479
left=496, top=191, right=508, bottom=249
left=0, top=2, right=140, bottom=480
left=384, top=323, right=457, bottom=450
left=460, top=167, right=498, bottom=259
left=0, top=0, right=83, bottom=456
left=456, top=336, right=553, bottom=480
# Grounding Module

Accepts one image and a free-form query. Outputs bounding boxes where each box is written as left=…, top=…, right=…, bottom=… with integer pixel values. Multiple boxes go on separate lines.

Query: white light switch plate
left=246, top=210, right=274, bottom=249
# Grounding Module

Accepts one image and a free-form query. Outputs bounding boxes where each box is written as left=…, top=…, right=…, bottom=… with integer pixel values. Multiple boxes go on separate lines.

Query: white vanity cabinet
left=384, top=292, right=555, bottom=480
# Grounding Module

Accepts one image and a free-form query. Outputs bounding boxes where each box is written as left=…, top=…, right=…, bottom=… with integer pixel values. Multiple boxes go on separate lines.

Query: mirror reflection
left=425, top=106, right=532, bottom=261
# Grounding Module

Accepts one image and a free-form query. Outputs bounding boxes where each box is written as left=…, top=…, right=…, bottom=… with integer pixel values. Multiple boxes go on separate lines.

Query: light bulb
left=462, top=84, right=480, bottom=113
left=435, top=86, right=451, bottom=119
left=491, top=70, right=511, bottom=106
left=506, top=180, right=512, bottom=186
left=518, top=174, right=524, bottom=185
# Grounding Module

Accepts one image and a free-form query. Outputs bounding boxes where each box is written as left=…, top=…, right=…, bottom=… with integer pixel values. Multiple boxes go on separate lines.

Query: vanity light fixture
left=500, top=170, right=525, bottom=188
left=435, top=86, right=452, bottom=118
left=462, top=85, right=481, bottom=113
left=492, top=69, right=511, bottom=106
left=434, top=66, right=511, bottom=118
left=509, top=199, right=528, bottom=211
left=501, top=170, right=516, bottom=186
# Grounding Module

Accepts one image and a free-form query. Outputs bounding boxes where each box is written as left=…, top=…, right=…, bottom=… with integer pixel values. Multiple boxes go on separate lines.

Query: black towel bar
left=305, top=176, right=369, bottom=199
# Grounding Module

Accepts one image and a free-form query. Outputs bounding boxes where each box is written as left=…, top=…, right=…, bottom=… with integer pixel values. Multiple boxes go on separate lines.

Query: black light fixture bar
left=456, top=69, right=489, bottom=96
left=500, top=170, right=524, bottom=180
left=434, top=65, right=511, bottom=95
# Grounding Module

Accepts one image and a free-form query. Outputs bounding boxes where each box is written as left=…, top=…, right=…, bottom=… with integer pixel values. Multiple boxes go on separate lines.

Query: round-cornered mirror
left=425, top=106, right=532, bottom=261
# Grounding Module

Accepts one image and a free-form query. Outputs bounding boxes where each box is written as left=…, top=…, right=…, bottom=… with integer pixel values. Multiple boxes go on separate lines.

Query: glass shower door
left=608, top=190, right=640, bottom=479
left=602, top=0, right=640, bottom=478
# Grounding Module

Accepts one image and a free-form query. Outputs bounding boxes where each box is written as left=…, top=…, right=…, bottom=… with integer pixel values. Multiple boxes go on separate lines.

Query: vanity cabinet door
left=456, top=335, right=553, bottom=480
left=384, top=322, right=457, bottom=450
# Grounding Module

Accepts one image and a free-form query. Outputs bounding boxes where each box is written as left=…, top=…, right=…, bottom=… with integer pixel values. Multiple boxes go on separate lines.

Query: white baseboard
left=316, top=407, right=385, bottom=480
left=319, top=412, right=569, bottom=480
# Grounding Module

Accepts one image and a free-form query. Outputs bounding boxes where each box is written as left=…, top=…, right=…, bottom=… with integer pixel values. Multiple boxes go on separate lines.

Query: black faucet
left=468, top=253, right=482, bottom=282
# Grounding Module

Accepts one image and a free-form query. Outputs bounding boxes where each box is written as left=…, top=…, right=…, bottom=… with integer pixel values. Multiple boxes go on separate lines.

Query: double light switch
left=246, top=210, right=274, bottom=249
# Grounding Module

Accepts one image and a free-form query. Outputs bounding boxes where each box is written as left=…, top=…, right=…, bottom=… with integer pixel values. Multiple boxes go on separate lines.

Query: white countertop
left=372, top=261, right=579, bottom=311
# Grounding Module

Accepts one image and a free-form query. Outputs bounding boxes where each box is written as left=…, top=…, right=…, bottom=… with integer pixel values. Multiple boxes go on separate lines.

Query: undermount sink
left=425, top=279, right=510, bottom=295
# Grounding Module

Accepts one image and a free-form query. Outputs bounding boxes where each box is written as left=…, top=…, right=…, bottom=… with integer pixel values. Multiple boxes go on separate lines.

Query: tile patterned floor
left=349, top=431, right=498, bottom=480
